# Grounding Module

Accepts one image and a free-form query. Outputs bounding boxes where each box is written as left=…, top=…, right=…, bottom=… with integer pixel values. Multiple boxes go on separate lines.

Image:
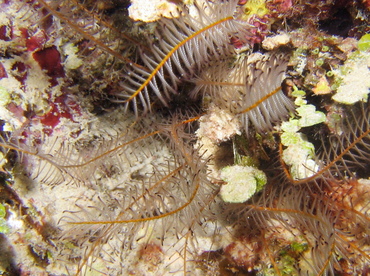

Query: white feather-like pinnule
left=115, top=0, right=253, bottom=116
left=193, top=53, right=295, bottom=133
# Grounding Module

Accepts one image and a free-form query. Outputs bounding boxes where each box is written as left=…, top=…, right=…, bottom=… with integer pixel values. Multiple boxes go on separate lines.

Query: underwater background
left=0, top=0, right=369, bottom=275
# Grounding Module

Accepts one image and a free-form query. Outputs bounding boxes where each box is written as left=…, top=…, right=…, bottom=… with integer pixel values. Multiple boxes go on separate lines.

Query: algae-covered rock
left=220, top=165, right=267, bottom=203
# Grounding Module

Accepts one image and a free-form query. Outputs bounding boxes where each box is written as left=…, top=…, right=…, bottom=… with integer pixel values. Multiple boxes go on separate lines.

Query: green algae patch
left=358, top=33, right=370, bottom=52
left=0, top=203, right=10, bottom=234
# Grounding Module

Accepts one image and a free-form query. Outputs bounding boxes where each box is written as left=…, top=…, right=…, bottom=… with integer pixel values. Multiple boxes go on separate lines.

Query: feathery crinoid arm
left=237, top=53, right=295, bottom=132
left=58, top=116, right=218, bottom=275
left=115, top=0, right=252, bottom=116
left=193, top=53, right=295, bottom=133
left=280, top=100, right=370, bottom=187
left=297, top=101, right=370, bottom=185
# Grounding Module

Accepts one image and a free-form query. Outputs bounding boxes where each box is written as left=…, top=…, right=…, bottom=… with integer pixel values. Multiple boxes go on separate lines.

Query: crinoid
left=220, top=100, right=370, bottom=275
left=116, top=0, right=254, bottom=114
left=282, top=100, right=370, bottom=188
left=192, top=52, right=295, bottom=133
left=56, top=115, right=220, bottom=275
left=222, top=177, right=369, bottom=275
left=0, top=0, right=369, bottom=275
left=30, top=0, right=256, bottom=117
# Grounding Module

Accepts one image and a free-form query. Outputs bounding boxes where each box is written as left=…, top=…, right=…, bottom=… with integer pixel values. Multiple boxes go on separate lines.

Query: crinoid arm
left=0, top=119, right=163, bottom=187
left=56, top=116, right=220, bottom=275
left=284, top=100, right=370, bottom=187
left=221, top=175, right=370, bottom=275
left=238, top=53, right=295, bottom=132
left=0, top=134, right=83, bottom=186
left=114, top=0, right=253, bottom=116
left=36, top=0, right=143, bottom=63
left=192, top=53, right=295, bottom=133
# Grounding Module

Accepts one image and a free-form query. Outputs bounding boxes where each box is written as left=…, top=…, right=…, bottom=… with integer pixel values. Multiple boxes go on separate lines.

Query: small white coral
left=128, top=0, right=179, bottom=22
left=196, top=105, right=241, bottom=144
left=195, top=106, right=241, bottom=178
left=262, top=33, right=291, bottom=50
left=62, top=43, right=83, bottom=70
left=282, top=144, right=318, bottom=180
left=332, top=51, right=370, bottom=104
